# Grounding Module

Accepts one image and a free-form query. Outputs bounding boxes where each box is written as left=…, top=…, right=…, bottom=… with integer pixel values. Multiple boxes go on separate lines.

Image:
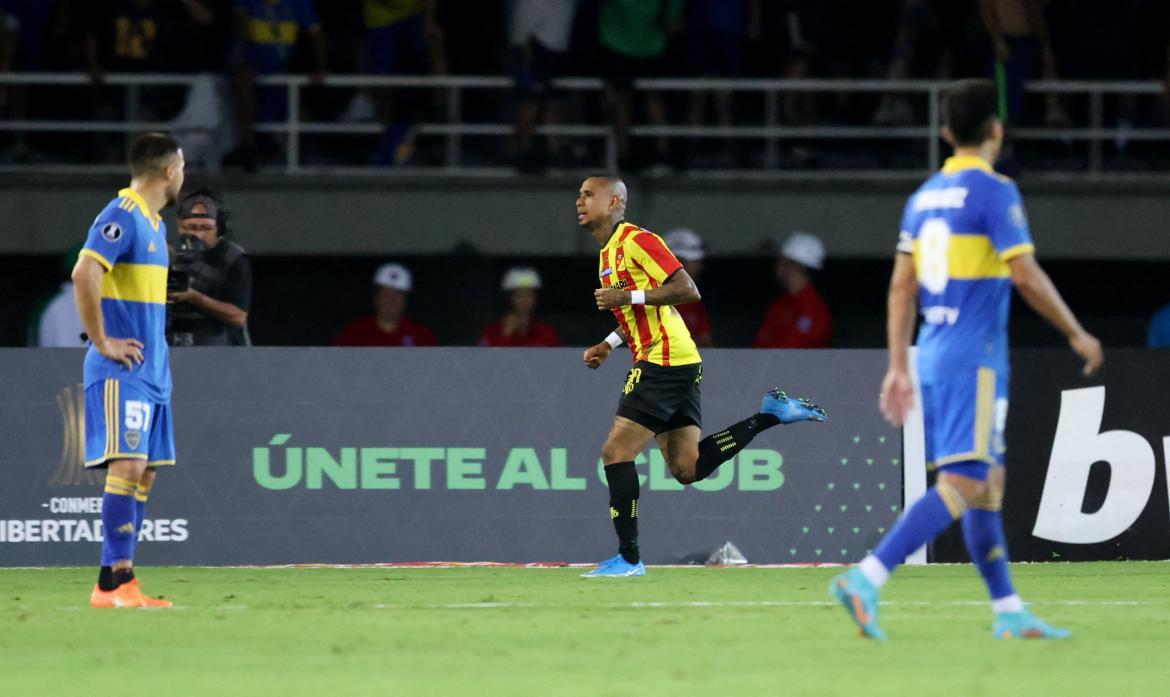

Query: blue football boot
left=761, top=388, right=828, bottom=424
left=830, top=568, right=887, bottom=640
left=581, top=553, right=646, bottom=578
left=993, top=610, right=1071, bottom=639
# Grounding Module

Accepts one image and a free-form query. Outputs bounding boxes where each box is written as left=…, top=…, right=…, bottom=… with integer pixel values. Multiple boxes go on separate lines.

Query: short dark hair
left=942, top=79, right=1000, bottom=146
left=128, top=132, right=181, bottom=177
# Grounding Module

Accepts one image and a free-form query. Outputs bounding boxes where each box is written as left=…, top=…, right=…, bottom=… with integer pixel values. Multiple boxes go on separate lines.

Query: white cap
left=664, top=228, right=706, bottom=261
left=780, top=232, right=825, bottom=270
left=502, top=266, right=542, bottom=291
left=373, top=262, right=412, bottom=291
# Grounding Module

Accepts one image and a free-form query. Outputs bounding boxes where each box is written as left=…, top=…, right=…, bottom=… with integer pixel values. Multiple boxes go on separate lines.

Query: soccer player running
left=75, top=133, right=185, bottom=608
left=830, top=80, right=1104, bottom=640
left=576, top=175, right=828, bottom=577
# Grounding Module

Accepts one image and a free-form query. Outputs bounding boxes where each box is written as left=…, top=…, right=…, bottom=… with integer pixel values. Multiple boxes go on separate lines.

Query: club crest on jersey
left=124, top=429, right=142, bottom=449
left=101, top=223, right=122, bottom=243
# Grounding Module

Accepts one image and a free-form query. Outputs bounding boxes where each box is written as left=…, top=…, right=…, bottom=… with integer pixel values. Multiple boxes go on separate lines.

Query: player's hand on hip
left=1070, top=331, right=1104, bottom=377
left=99, top=337, right=145, bottom=370
left=879, top=369, right=914, bottom=427
left=595, top=287, right=629, bottom=310
left=583, top=342, right=612, bottom=369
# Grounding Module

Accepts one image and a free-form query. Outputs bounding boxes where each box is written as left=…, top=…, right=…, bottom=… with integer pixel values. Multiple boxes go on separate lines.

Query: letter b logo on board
left=1033, top=387, right=1164, bottom=544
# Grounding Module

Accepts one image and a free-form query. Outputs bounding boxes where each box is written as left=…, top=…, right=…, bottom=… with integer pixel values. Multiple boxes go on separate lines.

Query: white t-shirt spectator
left=509, top=0, right=578, bottom=52
left=36, top=282, right=87, bottom=347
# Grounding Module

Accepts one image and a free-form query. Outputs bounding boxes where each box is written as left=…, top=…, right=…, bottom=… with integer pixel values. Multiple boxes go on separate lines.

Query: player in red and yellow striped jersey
left=575, top=175, right=829, bottom=577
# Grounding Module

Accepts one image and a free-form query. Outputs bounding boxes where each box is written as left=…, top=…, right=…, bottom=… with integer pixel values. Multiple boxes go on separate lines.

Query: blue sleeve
left=985, top=181, right=1034, bottom=261
left=896, top=198, right=915, bottom=254
left=81, top=207, right=136, bottom=270
left=296, top=0, right=320, bottom=28
left=1150, top=306, right=1170, bottom=348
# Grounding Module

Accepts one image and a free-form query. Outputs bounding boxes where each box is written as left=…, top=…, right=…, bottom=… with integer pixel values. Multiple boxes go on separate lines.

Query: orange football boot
left=90, top=578, right=173, bottom=608
left=107, top=578, right=173, bottom=608
left=89, top=584, right=117, bottom=608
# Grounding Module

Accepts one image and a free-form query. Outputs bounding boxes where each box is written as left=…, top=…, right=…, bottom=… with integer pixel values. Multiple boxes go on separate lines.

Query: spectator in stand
left=753, top=231, right=831, bottom=349
left=28, top=244, right=87, bottom=347
left=82, top=0, right=207, bottom=160
left=663, top=228, right=712, bottom=346
left=361, top=0, right=445, bottom=166
left=684, top=0, right=758, bottom=167
left=978, top=0, right=1066, bottom=126
left=597, top=0, right=683, bottom=172
left=479, top=266, right=561, bottom=347
left=1149, top=301, right=1170, bottom=348
left=333, top=262, right=437, bottom=347
left=227, top=0, right=327, bottom=171
left=84, top=0, right=188, bottom=79
left=872, top=0, right=946, bottom=126
left=509, top=0, right=578, bottom=173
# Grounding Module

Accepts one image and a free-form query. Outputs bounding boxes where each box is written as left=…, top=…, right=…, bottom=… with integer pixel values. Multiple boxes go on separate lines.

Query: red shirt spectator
left=754, top=231, right=832, bottom=348
left=479, top=266, right=562, bottom=347
left=334, top=262, right=438, bottom=347
left=480, top=317, right=560, bottom=347
left=663, top=228, right=714, bottom=346
left=753, top=283, right=831, bottom=348
left=673, top=301, right=711, bottom=344
left=334, top=315, right=436, bottom=347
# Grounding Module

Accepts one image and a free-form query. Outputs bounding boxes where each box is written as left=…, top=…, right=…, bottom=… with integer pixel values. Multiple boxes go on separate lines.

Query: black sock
left=694, top=413, right=780, bottom=481
left=97, top=565, right=115, bottom=591
left=113, top=568, right=135, bottom=588
left=604, top=461, right=640, bottom=564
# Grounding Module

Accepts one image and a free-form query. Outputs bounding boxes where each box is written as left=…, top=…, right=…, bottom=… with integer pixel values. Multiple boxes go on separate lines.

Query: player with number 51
left=72, top=133, right=185, bottom=609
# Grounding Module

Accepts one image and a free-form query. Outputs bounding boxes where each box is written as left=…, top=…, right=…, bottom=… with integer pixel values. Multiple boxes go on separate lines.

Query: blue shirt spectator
left=1149, top=302, right=1170, bottom=348
left=235, top=0, right=320, bottom=75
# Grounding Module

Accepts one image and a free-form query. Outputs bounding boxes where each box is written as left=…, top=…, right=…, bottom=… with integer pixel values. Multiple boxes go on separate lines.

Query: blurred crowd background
left=1, top=1, right=1169, bottom=171
left=4, top=1, right=1170, bottom=353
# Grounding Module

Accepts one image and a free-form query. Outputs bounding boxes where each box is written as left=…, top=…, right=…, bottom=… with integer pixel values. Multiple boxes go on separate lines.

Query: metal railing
left=0, top=72, right=1165, bottom=177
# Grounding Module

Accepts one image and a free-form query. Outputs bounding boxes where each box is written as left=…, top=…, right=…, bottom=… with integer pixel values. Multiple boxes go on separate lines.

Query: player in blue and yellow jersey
left=576, top=175, right=828, bottom=577
left=831, top=80, right=1104, bottom=640
left=74, top=133, right=185, bottom=609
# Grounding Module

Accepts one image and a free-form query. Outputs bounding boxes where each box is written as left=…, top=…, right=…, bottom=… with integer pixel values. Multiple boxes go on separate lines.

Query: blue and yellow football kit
left=81, top=188, right=175, bottom=469
left=898, top=155, right=1034, bottom=478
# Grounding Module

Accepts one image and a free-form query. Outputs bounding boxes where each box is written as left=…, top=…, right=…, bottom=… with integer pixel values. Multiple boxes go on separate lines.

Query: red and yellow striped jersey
left=599, top=222, right=701, bottom=366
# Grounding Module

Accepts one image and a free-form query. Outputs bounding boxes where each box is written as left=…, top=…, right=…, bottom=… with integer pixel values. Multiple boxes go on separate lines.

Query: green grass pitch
left=2, top=562, right=1168, bottom=696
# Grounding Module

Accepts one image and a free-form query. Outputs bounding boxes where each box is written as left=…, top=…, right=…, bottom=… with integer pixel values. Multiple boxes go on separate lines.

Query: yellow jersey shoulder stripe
left=117, top=187, right=160, bottom=230
left=1000, top=243, right=1035, bottom=262
left=80, top=248, right=113, bottom=271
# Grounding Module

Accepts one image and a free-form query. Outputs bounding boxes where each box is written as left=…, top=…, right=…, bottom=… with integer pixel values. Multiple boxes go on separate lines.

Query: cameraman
left=166, top=187, right=252, bottom=346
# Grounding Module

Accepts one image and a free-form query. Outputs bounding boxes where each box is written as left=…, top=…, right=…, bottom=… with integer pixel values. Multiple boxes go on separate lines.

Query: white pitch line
left=368, top=599, right=1153, bottom=611
left=48, top=598, right=1151, bottom=612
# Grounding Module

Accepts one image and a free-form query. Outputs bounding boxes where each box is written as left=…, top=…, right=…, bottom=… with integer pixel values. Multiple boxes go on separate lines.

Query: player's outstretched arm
left=72, top=255, right=143, bottom=369
left=880, top=253, right=918, bottom=427
left=1008, top=253, right=1103, bottom=376
left=594, top=269, right=700, bottom=310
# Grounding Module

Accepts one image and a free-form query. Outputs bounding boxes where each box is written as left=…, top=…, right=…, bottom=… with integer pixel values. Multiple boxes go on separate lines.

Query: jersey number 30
left=919, top=218, right=952, bottom=294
